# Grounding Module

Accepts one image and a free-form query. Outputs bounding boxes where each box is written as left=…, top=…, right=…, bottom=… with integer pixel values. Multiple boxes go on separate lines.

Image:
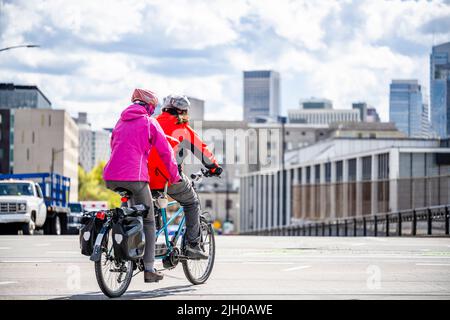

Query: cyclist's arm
left=149, top=118, right=181, bottom=184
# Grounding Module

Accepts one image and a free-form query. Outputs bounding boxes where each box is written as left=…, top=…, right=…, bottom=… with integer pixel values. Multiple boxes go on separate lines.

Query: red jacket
left=148, top=112, right=219, bottom=189
left=148, top=135, right=180, bottom=190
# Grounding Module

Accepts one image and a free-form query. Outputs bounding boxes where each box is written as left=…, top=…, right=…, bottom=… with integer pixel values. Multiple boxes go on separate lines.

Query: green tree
left=78, top=161, right=120, bottom=208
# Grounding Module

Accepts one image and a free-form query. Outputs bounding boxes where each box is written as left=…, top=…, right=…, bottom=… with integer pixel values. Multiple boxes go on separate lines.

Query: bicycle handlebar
left=190, top=168, right=212, bottom=181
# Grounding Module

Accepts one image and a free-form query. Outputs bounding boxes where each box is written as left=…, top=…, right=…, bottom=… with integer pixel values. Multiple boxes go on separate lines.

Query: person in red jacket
left=148, top=94, right=222, bottom=259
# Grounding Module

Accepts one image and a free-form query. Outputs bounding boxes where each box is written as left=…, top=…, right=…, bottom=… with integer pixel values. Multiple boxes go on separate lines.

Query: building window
left=48, top=115, right=51, bottom=127
left=324, top=162, right=331, bottom=182
left=32, top=131, right=35, bottom=144
left=205, top=200, right=213, bottom=208
left=362, top=156, right=372, bottom=181
left=336, top=161, right=343, bottom=182
left=348, top=158, right=357, bottom=181
left=26, top=148, right=30, bottom=161
left=41, top=114, right=45, bottom=127
left=378, top=153, right=389, bottom=180
left=315, top=164, right=321, bottom=183
left=306, top=166, right=311, bottom=184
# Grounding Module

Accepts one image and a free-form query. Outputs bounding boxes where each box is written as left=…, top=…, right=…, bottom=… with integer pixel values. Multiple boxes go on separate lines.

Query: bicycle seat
left=114, top=187, right=133, bottom=198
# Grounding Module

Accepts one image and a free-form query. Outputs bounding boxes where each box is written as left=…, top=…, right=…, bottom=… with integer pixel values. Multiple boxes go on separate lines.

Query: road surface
left=0, top=235, right=449, bottom=299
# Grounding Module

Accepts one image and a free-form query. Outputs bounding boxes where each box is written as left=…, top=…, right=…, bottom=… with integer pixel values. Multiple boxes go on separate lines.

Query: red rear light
left=96, top=211, right=105, bottom=220
left=121, top=197, right=129, bottom=203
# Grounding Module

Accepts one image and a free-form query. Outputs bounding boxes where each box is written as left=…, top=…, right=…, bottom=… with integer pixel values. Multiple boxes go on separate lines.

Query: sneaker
left=144, top=269, right=164, bottom=283
left=185, top=243, right=208, bottom=260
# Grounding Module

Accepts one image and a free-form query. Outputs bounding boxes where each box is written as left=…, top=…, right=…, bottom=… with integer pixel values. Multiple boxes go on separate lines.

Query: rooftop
left=0, top=83, right=52, bottom=106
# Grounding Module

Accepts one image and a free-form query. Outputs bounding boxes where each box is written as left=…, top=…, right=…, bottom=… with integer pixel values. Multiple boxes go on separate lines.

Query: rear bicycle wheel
left=94, top=228, right=133, bottom=298
left=182, top=218, right=215, bottom=284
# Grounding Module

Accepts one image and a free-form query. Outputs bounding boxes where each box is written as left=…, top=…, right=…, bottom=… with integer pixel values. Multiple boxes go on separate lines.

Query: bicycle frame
left=155, top=200, right=186, bottom=259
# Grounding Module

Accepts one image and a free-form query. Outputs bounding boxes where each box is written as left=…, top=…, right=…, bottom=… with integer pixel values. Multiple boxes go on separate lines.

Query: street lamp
left=0, top=44, right=40, bottom=52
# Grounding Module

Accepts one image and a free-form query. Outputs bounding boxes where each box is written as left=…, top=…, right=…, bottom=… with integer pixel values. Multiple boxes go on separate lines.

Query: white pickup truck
left=0, top=180, right=47, bottom=235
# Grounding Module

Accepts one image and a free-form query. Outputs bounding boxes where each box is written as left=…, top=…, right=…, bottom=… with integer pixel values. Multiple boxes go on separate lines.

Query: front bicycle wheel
left=182, top=218, right=215, bottom=285
left=94, top=228, right=133, bottom=298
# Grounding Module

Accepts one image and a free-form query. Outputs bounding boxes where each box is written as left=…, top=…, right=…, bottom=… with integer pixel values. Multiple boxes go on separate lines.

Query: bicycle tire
left=94, top=228, right=133, bottom=298
left=182, top=219, right=215, bottom=285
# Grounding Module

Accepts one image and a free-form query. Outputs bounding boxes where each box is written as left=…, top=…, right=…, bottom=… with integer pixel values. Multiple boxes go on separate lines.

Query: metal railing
left=240, top=204, right=450, bottom=237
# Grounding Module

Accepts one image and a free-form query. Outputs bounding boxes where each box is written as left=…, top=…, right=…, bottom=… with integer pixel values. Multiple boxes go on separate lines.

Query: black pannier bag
left=79, top=212, right=102, bottom=256
left=112, top=206, right=147, bottom=261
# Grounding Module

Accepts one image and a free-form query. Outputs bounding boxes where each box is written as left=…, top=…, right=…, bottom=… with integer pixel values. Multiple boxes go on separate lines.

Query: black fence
left=240, top=204, right=450, bottom=237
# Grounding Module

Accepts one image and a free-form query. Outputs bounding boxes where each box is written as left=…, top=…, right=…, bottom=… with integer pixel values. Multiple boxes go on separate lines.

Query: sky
left=1, top=0, right=450, bottom=129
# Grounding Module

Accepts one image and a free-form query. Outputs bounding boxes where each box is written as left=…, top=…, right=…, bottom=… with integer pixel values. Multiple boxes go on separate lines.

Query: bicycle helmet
left=162, top=94, right=190, bottom=112
left=131, top=88, right=158, bottom=116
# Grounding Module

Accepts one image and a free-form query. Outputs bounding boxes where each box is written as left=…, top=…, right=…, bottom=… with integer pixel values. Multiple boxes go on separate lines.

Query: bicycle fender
left=90, top=228, right=107, bottom=262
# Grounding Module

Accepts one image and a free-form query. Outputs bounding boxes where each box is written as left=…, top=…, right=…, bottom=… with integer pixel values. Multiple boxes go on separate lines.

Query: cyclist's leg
left=105, top=181, right=156, bottom=272
left=167, top=173, right=201, bottom=244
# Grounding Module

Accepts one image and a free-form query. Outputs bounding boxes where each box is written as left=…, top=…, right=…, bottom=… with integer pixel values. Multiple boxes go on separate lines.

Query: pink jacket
left=103, top=103, right=181, bottom=183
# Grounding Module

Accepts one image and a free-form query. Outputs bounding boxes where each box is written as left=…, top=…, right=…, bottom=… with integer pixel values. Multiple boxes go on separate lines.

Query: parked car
left=67, top=202, right=83, bottom=234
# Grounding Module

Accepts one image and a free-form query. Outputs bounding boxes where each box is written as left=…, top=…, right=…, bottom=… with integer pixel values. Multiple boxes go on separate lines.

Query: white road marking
left=243, top=262, right=295, bottom=265
left=0, top=247, right=11, bottom=250
left=46, top=251, right=79, bottom=255
left=282, top=265, right=311, bottom=272
left=0, top=260, right=52, bottom=263
left=365, top=237, right=388, bottom=242
left=0, top=281, right=17, bottom=286
left=34, top=243, right=51, bottom=247
left=416, top=263, right=450, bottom=266
left=351, top=243, right=367, bottom=246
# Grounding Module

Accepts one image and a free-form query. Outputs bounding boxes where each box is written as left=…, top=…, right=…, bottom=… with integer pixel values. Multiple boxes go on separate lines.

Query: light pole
left=0, top=44, right=40, bottom=52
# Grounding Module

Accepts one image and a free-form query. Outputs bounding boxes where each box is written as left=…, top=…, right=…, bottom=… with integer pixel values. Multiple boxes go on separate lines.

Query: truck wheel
left=59, top=213, right=68, bottom=235
left=52, top=215, right=61, bottom=235
left=21, top=220, right=35, bottom=235
left=43, top=217, right=53, bottom=235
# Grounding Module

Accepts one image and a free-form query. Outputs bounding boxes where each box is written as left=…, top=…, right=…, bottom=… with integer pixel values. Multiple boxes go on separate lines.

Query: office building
left=0, top=83, right=51, bottom=109
left=389, top=80, right=430, bottom=138
left=366, top=107, right=381, bottom=123
left=288, top=108, right=360, bottom=125
left=186, top=97, right=205, bottom=121
left=240, top=137, right=450, bottom=232
left=243, top=70, right=280, bottom=122
left=0, top=109, right=13, bottom=173
left=73, top=112, right=111, bottom=172
left=352, top=102, right=368, bottom=122
left=13, top=109, right=79, bottom=201
left=430, top=42, right=450, bottom=138
left=301, top=98, right=332, bottom=110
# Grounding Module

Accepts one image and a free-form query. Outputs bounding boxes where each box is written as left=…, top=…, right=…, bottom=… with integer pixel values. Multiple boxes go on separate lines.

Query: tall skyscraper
left=430, top=42, right=450, bottom=138
left=243, top=70, right=280, bottom=122
left=389, top=80, right=429, bottom=138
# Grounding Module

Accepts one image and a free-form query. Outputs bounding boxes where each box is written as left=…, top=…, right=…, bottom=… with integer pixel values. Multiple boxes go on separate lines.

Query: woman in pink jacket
left=103, top=88, right=181, bottom=283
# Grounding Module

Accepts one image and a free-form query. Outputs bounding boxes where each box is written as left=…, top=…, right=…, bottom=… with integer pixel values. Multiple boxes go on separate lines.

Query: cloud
left=0, top=0, right=449, bottom=128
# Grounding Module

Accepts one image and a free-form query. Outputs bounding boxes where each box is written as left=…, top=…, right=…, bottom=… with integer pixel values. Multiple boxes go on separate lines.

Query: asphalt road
left=0, top=235, right=449, bottom=300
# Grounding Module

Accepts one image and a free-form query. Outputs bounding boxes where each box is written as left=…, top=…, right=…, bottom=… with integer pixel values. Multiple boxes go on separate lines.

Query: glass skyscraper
left=430, top=42, right=450, bottom=138
left=243, top=70, right=280, bottom=123
left=389, top=80, right=429, bottom=138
